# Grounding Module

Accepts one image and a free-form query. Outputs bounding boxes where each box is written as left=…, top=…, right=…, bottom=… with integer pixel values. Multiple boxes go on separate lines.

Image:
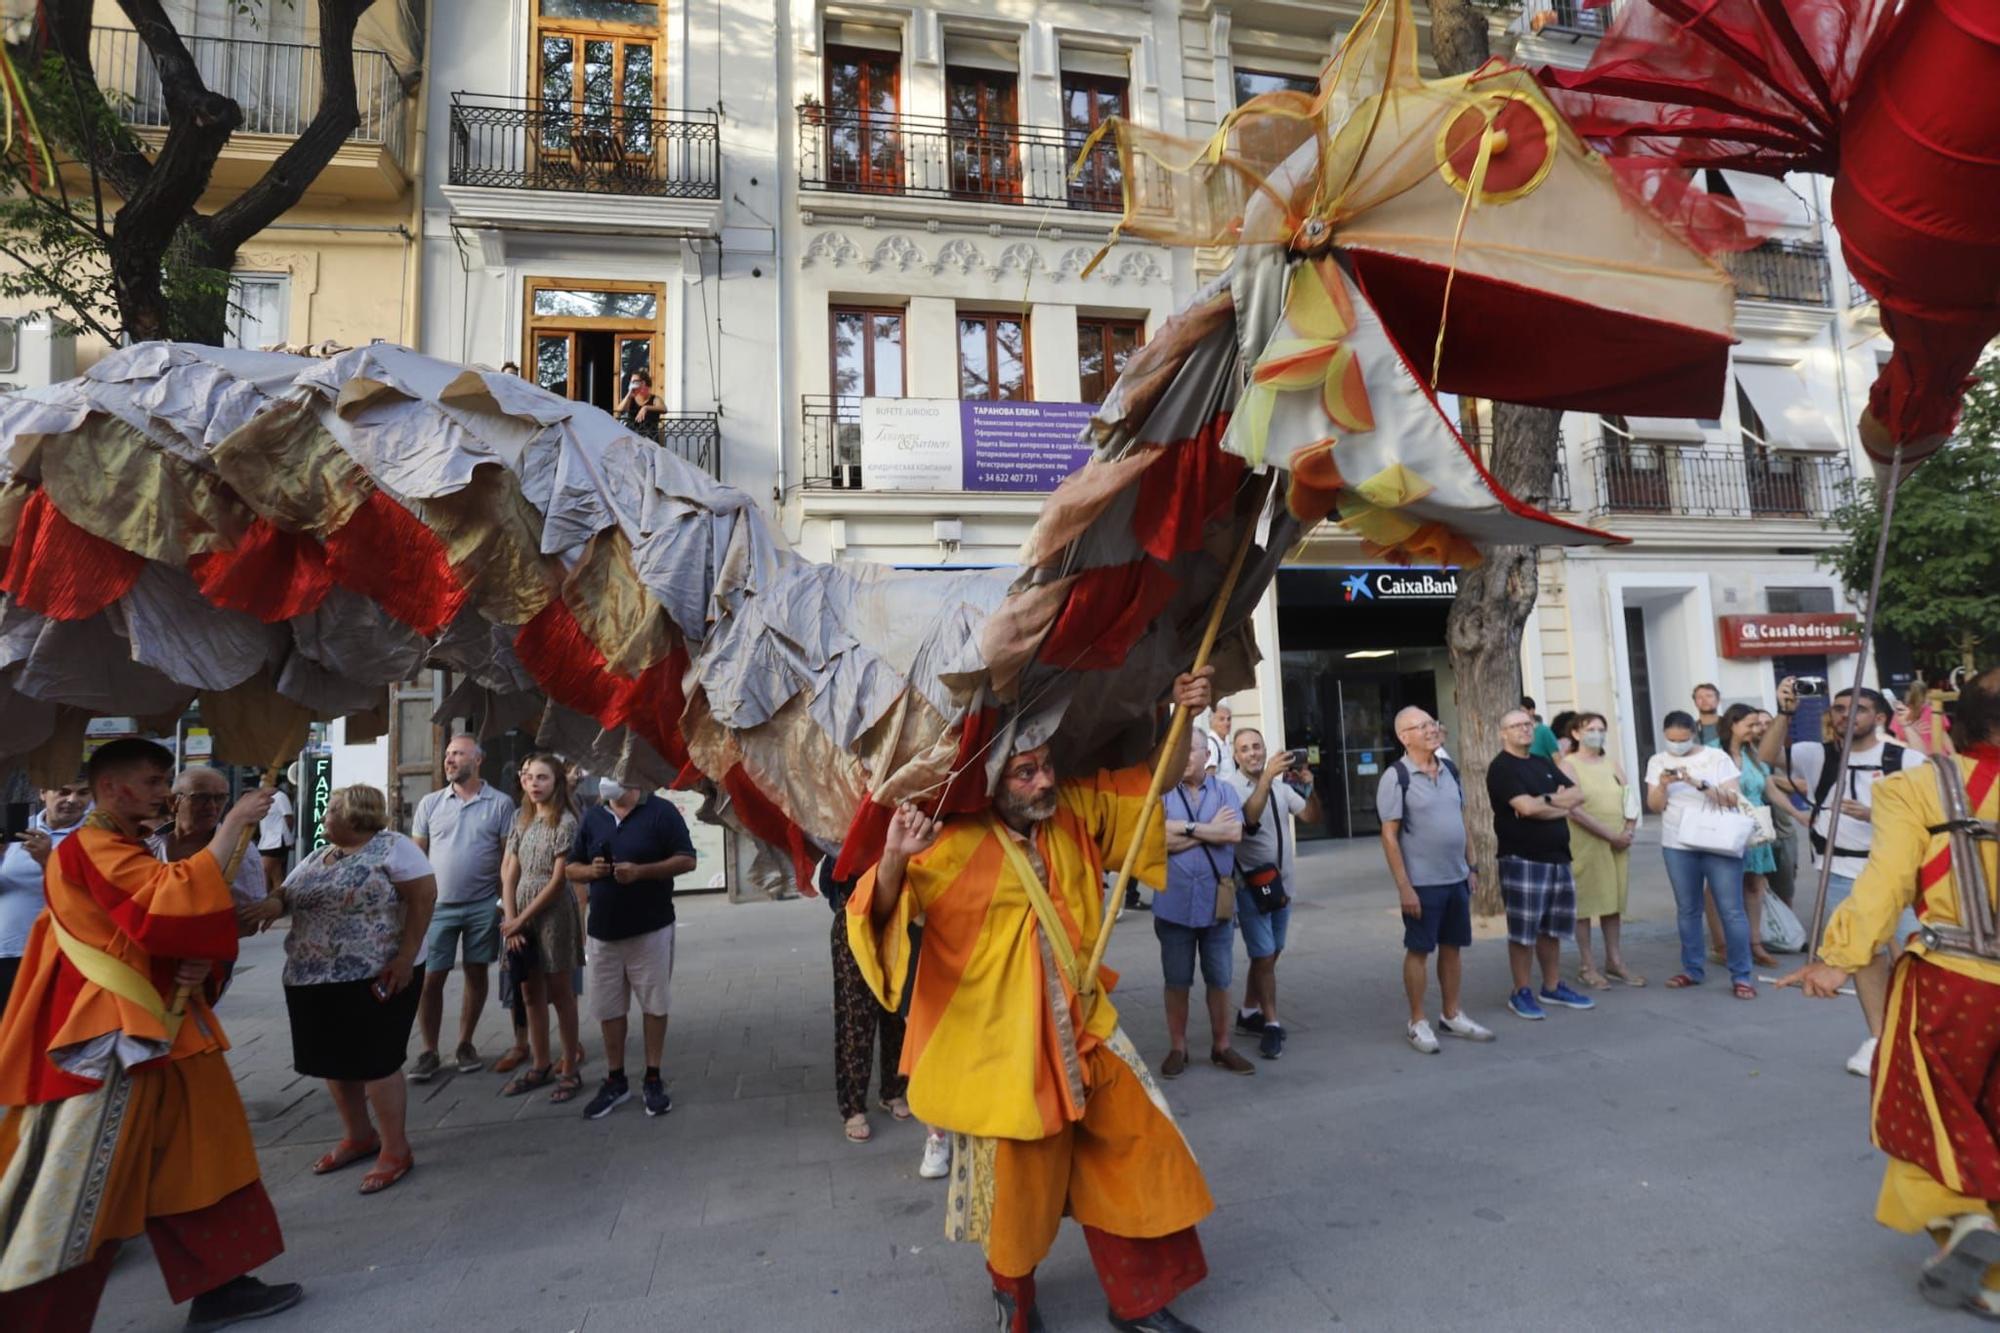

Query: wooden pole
left=1080, top=514, right=1262, bottom=1016
left=169, top=745, right=295, bottom=1020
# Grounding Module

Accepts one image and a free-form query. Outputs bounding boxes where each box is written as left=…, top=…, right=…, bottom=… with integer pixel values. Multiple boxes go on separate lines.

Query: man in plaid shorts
left=1486, top=709, right=1598, bottom=1021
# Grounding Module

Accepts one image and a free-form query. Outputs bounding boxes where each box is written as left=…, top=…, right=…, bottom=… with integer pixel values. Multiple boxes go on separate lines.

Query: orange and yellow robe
left=0, top=815, right=279, bottom=1317
left=1820, top=745, right=2000, bottom=1234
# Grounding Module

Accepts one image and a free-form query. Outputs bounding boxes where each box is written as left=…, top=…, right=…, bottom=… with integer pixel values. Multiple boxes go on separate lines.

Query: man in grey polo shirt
left=1377, top=707, right=1495, bottom=1054
left=409, top=734, right=517, bottom=1080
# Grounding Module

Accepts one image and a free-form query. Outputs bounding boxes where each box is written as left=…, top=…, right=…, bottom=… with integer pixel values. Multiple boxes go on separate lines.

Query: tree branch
left=0, top=241, right=121, bottom=345
left=41, top=1, right=154, bottom=204
left=208, top=0, right=374, bottom=254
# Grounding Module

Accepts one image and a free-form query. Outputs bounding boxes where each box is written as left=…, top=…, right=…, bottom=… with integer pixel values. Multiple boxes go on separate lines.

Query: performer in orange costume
left=848, top=671, right=1218, bottom=1333
left=0, top=739, right=302, bottom=1332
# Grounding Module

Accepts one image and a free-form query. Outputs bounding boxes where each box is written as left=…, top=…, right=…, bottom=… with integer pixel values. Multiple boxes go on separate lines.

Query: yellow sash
left=46, top=912, right=182, bottom=1042
left=991, top=818, right=1083, bottom=993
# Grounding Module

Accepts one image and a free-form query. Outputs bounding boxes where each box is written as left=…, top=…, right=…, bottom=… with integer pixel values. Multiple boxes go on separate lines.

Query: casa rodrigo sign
left=1717, top=612, right=1865, bottom=658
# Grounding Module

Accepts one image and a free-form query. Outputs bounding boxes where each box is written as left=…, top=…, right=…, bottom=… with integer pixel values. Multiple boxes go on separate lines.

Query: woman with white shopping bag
left=1644, top=711, right=1757, bottom=998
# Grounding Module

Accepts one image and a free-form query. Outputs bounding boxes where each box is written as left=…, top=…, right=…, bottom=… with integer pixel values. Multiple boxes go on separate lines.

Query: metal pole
left=1805, top=441, right=1907, bottom=954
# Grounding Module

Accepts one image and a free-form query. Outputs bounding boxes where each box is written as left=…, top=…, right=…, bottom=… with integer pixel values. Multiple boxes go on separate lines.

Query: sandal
left=501, top=1066, right=554, bottom=1097
left=880, top=1096, right=912, bottom=1121
left=490, top=1047, right=529, bottom=1075
left=358, top=1151, right=414, bottom=1195
left=844, top=1113, right=872, bottom=1143
left=1578, top=967, right=1612, bottom=991
left=1666, top=974, right=1700, bottom=989
left=312, top=1138, right=380, bottom=1175
left=548, top=1070, right=584, bottom=1104
left=1605, top=965, right=1647, bottom=987
left=1733, top=982, right=1758, bottom=1000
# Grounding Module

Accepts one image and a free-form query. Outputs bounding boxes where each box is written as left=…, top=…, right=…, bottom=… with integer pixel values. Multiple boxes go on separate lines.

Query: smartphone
left=1795, top=676, right=1826, bottom=698
left=371, top=979, right=391, bottom=1001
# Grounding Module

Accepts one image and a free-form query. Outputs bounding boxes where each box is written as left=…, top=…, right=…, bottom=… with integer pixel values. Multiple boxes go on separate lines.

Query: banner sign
left=1340, top=568, right=1460, bottom=602
left=860, top=398, right=1095, bottom=492
left=303, top=751, right=334, bottom=855
left=1717, top=612, right=1863, bottom=658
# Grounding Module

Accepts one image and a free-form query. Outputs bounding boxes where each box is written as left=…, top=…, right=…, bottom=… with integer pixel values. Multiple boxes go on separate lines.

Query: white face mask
left=1664, top=738, right=1698, bottom=757
left=1580, top=730, right=1607, bottom=751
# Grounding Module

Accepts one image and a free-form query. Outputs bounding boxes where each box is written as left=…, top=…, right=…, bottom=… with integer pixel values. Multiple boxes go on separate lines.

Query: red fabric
left=57, top=836, right=239, bottom=964
left=1037, top=560, right=1180, bottom=673
left=17, top=929, right=93, bottom=1103
left=625, top=646, right=693, bottom=771
left=511, top=600, right=650, bottom=737
left=148, top=1179, right=285, bottom=1304
left=1605, top=158, right=1776, bottom=254
left=1917, top=754, right=2000, bottom=902
left=1131, top=417, right=1240, bottom=563
left=939, top=707, right=1000, bottom=816
left=988, top=1228, right=1206, bottom=1325
left=1872, top=955, right=2000, bottom=1199
left=321, top=490, right=467, bottom=637
left=831, top=799, right=895, bottom=883
left=0, top=1235, right=119, bottom=1332
left=0, top=489, right=144, bottom=621
left=721, top=763, right=815, bottom=891
left=187, top=519, right=334, bottom=622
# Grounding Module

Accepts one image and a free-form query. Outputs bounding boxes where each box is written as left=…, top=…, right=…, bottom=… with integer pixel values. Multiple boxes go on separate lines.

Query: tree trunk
left=1429, top=0, right=1493, bottom=74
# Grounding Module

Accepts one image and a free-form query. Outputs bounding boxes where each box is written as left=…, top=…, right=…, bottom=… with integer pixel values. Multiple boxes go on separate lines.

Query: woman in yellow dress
left=1560, top=712, right=1643, bottom=988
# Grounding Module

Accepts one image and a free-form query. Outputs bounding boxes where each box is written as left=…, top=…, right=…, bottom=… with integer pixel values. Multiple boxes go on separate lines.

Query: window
left=959, top=313, right=1029, bottom=401
left=1076, top=318, right=1144, bottom=405
left=524, top=276, right=664, bottom=420
left=533, top=0, right=662, bottom=158
left=227, top=274, right=290, bottom=350
left=1061, top=69, right=1127, bottom=210
left=946, top=65, right=1020, bottom=201
left=830, top=307, right=904, bottom=398
left=1233, top=67, right=1318, bottom=105
left=825, top=42, right=902, bottom=193
left=0, top=318, right=18, bottom=374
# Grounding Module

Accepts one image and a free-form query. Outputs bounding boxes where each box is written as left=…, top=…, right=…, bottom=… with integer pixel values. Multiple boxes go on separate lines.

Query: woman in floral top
left=499, top=754, right=586, bottom=1100
left=276, top=785, right=436, bottom=1195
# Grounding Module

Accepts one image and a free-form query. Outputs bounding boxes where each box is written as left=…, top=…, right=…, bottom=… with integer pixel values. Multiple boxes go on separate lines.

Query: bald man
left=150, top=767, right=275, bottom=938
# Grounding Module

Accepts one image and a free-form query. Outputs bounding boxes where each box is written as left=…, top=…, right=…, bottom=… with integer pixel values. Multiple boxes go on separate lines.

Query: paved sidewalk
left=92, top=832, right=1962, bottom=1332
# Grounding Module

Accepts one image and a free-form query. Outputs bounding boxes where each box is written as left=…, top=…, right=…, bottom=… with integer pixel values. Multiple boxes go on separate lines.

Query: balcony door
left=959, top=313, right=1030, bottom=401
left=1599, top=417, right=1672, bottom=512
left=1062, top=71, right=1127, bottom=211
left=946, top=66, right=1019, bottom=202
left=1737, top=385, right=1806, bottom=515
left=533, top=0, right=663, bottom=178
left=825, top=44, right=902, bottom=194
left=526, top=278, right=663, bottom=423
left=831, top=307, right=904, bottom=400
left=1077, top=317, right=1144, bottom=405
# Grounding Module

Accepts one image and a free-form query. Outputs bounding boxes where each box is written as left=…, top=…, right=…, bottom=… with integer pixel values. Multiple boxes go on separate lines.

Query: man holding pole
left=846, top=670, right=1218, bottom=1333
left=0, top=739, right=301, bottom=1331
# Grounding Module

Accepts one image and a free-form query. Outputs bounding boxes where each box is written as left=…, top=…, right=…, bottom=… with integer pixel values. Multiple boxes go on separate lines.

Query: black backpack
left=1808, top=739, right=1905, bottom=858
left=1392, top=755, right=1461, bottom=836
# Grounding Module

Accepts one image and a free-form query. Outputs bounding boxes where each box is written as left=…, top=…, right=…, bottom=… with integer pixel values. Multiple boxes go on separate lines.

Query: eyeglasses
left=1501, top=720, right=1535, bottom=731
left=183, top=792, right=228, bottom=805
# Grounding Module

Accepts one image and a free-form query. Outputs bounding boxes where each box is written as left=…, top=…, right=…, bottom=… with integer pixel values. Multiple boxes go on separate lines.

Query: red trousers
left=989, top=1225, right=1207, bottom=1326
left=0, top=1179, right=282, bottom=1333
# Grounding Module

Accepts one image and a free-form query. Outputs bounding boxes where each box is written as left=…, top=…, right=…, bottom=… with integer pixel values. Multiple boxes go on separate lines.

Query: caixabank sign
left=1717, top=612, right=1864, bottom=658
left=1340, top=568, right=1460, bottom=602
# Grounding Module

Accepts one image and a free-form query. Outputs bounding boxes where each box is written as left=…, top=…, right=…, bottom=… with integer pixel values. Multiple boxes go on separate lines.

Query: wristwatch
left=1182, top=821, right=1197, bottom=839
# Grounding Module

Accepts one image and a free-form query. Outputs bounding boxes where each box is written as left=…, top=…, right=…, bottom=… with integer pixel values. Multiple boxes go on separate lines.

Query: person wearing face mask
left=1559, top=713, right=1641, bottom=989
left=1712, top=705, right=1781, bottom=969
left=0, top=777, right=91, bottom=1011
left=1647, top=711, right=1754, bottom=997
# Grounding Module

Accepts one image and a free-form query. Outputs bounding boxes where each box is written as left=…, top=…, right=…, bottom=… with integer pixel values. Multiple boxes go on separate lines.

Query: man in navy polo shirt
left=567, top=780, right=697, bottom=1119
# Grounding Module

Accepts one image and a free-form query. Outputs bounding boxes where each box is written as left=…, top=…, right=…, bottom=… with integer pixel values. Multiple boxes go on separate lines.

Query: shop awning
left=1736, top=361, right=1842, bottom=450
left=1719, top=170, right=1815, bottom=230
left=1616, top=416, right=1707, bottom=443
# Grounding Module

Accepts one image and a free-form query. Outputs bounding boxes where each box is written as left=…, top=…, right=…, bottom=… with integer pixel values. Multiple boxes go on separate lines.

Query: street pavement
left=92, top=830, right=1967, bottom=1332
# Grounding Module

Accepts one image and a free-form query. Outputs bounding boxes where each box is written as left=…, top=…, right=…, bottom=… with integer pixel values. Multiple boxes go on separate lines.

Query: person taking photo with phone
left=1226, top=728, right=1322, bottom=1058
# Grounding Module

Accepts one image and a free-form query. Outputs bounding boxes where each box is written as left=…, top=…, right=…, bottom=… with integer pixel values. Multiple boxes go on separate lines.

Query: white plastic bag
left=1763, top=893, right=1808, bottom=953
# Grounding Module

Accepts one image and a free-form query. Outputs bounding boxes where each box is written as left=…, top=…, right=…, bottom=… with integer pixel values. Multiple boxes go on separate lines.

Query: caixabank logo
left=1342, top=569, right=1460, bottom=603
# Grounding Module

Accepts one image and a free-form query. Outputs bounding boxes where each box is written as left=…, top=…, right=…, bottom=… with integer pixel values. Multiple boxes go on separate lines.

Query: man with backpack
left=1376, top=707, right=1496, bottom=1053
left=1758, top=680, right=1924, bottom=1075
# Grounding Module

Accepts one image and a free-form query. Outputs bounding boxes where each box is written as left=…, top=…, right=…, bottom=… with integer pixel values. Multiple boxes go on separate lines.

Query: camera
left=1794, top=676, right=1826, bottom=698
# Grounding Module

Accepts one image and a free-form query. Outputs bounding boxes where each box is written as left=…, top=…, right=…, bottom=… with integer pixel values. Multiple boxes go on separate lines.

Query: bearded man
left=848, top=670, right=1217, bottom=1333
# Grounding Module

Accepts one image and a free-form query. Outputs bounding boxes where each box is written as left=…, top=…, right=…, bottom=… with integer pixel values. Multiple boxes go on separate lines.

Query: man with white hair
left=149, top=766, right=275, bottom=941
left=409, top=734, right=516, bottom=1081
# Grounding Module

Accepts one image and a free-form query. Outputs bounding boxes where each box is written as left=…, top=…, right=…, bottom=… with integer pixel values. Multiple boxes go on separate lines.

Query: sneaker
left=1235, top=1008, right=1267, bottom=1035
left=453, top=1043, right=485, bottom=1074
left=1847, top=1035, right=1879, bottom=1078
left=1539, top=981, right=1597, bottom=1011
left=1437, top=1011, right=1496, bottom=1042
left=408, top=1050, right=441, bottom=1083
left=1507, top=987, right=1546, bottom=1021
left=1123, top=892, right=1151, bottom=913
left=1407, top=1019, right=1440, bottom=1054
left=1258, top=1023, right=1286, bottom=1059
left=919, top=1131, right=952, bottom=1180
left=1210, top=1046, right=1256, bottom=1075
left=582, top=1076, right=631, bottom=1120
left=184, top=1276, right=304, bottom=1331
left=642, top=1078, right=672, bottom=1117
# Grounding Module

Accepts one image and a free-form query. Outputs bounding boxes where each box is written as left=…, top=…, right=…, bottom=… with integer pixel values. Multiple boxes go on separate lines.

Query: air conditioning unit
left=0, top=316, right=77, bottom=391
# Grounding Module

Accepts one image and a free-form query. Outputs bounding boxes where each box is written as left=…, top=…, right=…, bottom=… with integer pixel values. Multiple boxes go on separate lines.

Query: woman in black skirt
left=275, top=785, right=436, bottom=1195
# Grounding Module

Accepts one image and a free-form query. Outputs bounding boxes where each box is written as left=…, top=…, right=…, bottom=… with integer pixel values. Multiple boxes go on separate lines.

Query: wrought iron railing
left=801, top=394, right=863, bottom=488
left=1461, top=425, right=1575, bottom=512
left=449, top=94, right=720, bottom=199
left=636, top=411, right=720, bottom=478
left=91, top=26, right=405, bottom=158
left=1720, top=239, right=1835, bottom=306
left=797, top=106, right=1148, bottom=212
left=1846, top=272, right=1875, bottom=308
left=1583, top=439, right=1851, bottom=519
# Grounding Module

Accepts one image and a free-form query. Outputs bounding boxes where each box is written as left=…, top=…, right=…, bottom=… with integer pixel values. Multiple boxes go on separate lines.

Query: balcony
left=1720, top=239, right=1834, bottom=307
left=1462, top=426, right=1575, bottom=512
left=797, top=106, right=1147, bottom=221
left=90, top=26, right=408, bottom=200
left=644, top=411, right=721, bottom=479
left=801, top=395, right=863, bottom=489
left=1582, top=439, right=1851, bottom=521
left=443, top=94, right=721, bottom=237
left=1543, top=0, right=1615, bottom=36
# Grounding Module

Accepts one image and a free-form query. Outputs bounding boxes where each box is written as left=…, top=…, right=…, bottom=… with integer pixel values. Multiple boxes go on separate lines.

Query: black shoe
left=185, top=1276, right=303, bottom=1331
left=1123, top=892, right=1150, bottom=913
left=1109, top=1306, right=1204, bottom=1333
left=994, top=1288, right=1048, bottom=1332
left=1258, top=1023, right=1286, bottom=1060
left=1235, top=1008, right=1267, bottom=1034
left=583, top=1076, right=631, bottom=1120
left=643, top=1077, right=672, bottom=1117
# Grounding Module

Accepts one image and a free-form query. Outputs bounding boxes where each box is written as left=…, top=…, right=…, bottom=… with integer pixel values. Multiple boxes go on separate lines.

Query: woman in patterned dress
left=499, top=754, right=586, bottom=1101
left=277, top=785, right=437, bottom=1195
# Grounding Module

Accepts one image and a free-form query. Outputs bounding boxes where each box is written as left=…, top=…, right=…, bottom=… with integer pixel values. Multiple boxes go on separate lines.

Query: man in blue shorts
left=1378, top=708, right=1495, bottom=1053
left=1156, top=724, right=1255, bottom=1078
left=1226, top=728, right=1321, bottom=1059
left=1487, top=709, right=1597, bottom=1021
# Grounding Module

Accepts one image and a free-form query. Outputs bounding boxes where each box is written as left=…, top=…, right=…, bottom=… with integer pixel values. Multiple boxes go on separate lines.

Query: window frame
left=824, top=42, right=904, bottom=194
left=944, top=63, right=1021, bottom=202
left=1060, top=70, right=1129, bottom=210
left=957, top=311, right=1033, bottom=402
left=523, top=274, right=666, bottom=405
left=1075, top=316, right=1146, bottom=406
left=530, top=0, right=666, bottom=165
